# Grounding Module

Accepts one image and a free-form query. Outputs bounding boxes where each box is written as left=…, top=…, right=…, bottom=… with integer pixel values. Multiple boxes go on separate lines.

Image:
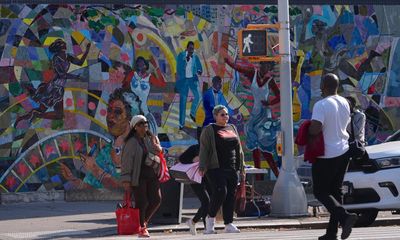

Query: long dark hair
left=124, top=128, right=136, bottom=143
left=124, top=127, right=153, bottom=143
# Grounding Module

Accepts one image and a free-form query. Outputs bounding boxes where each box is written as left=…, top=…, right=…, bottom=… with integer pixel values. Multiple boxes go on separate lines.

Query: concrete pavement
left=1, top=198, right=400, bottom=239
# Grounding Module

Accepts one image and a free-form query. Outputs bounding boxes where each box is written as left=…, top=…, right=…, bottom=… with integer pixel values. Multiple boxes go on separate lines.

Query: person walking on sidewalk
left=121, top=115, right=163, bottom=238
left=346, top=96, right=366, bottom=146
left=179, top=131, right=211, bottom=235
left=199, top=105, right=245, bottom=234
left=308, top=73, right=358, bottom=240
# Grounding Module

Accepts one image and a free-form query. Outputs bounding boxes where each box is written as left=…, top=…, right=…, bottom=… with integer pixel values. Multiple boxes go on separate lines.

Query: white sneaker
left=204, top=216, right=217, bottom=234
left=186, top=219, right=197, bottom=235
left=224, top=223, right=240, bottom=233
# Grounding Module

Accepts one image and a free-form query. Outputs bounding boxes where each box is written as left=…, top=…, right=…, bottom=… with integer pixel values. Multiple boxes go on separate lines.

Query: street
left=1, top=200, right=400, bottom=240
left=91, top=226, right=400, bottom=240
left=1, top=226, right=399, bottom=240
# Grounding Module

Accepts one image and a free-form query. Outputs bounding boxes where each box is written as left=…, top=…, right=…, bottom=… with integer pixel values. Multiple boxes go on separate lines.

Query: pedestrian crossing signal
left=238, top=25, right=281, bottom=62
left=240, top=30, right=267, bottom=57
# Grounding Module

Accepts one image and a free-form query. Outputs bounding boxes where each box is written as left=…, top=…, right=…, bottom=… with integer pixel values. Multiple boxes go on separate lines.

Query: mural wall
left=0, top=4, right=399, bottom=193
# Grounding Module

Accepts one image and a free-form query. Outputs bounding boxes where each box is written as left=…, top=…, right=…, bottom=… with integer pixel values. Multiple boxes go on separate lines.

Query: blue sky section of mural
left=0, top=4, right=399, bottom=192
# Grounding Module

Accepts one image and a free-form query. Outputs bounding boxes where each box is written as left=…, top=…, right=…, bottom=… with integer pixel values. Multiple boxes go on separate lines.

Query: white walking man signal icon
left=243, top=34, right=254, bottom=53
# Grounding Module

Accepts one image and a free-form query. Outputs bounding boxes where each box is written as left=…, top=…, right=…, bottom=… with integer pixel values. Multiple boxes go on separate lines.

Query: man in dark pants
left=308, top=73, right=358, bottom=240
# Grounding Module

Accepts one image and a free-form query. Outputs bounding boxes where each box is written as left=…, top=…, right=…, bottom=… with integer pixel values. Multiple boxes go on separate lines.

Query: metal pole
left=270, top=0, right=308, bottom=217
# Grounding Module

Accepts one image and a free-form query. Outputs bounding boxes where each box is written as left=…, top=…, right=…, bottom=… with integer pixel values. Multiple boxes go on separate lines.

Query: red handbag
left=115, top=191, right=140, bottom=235
left=157, top=151, right=170, bottom=183
left=234, top=177, right=247, bottom=214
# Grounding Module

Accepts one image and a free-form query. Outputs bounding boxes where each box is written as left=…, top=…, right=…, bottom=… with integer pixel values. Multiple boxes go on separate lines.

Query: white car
left=343, top=140, right=400, bottom=227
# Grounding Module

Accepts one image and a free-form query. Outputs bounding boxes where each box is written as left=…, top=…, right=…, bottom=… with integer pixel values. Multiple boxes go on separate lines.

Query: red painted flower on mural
left=17, top=163, right=29, bottom=177
left=44, top=144, right=55, bottom=158
left=5, top=176, right=17, bottom=188
left=74, top=139, right=84, bottom=153
left=59, top=139, right=70, bottom=153
left=76, top=98, right=85, bottom=108
left=29, top=154, right=41, bottom=168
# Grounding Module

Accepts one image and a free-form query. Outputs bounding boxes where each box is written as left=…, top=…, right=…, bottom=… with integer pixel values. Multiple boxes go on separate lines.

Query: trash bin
left=150, top=178, right=183, bottom=224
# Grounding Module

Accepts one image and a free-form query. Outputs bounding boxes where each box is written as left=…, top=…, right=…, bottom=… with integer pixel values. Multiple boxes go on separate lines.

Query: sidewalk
left=0, top=198, right=399, bottom=239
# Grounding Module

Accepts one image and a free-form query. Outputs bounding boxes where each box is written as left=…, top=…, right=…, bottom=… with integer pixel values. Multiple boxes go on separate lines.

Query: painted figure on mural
left=175, top=41, right=203, bottom=130
left=301, top=6, right=383, bottom=85
left=225, top=57, right=280, bottom=178
left=14, top=39, right=91, bottom=128
left=62, top=88, right=131, bottom=189
left=202, top=76, right=237, bottom=127
left=124, top=56, right=157, bottom=134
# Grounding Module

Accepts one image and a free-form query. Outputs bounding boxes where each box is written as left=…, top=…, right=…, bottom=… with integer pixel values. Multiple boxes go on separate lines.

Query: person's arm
left=199, top=127, right=210, bottom=175
left=309, top=102, right=324, bottom=136
left=176, top=52, right=183, bottom=79
left=179, top=145, right=200, bottom=164
left=224, top=56, right=255, bottom=79
left=68, top=42, right=91, bottom=66
left=309, top=120, right=323, bottom=136
left=149, top=56, right=167, bottom=87
left=219, top=94, right=236, bottom=115
left=203, top=91, right=213, bottom=114
left=354, top=111, right=366, bottom=143
left=232, top=125, right=245, bottom=173
left=120, top=139, right=134, bottom=184
left=267, top=78, right=281, bottom=106
left=148, top=133, right=162, bottom=154
left=195, top=54, right=203, bottom=75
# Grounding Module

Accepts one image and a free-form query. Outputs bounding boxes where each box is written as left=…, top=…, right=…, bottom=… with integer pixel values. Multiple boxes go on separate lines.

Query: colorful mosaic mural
left=0, top=4, right=399, bottom=192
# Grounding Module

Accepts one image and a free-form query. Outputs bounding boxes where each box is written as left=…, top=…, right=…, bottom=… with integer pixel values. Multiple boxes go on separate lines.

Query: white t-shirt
left=311, top=95, right=350, bottom=158
left=185, top=53, right=193, bottom=78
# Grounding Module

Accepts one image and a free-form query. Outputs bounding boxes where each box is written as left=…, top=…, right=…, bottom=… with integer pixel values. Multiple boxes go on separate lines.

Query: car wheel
left=350, top=209, right=379, bottom=227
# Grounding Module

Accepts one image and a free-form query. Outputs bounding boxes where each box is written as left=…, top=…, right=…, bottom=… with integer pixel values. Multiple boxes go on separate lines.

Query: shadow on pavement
left=35, top=227, right=116, bottom=240
left=0, top=201, right=116, bottom=220
left=67, top=218, right=116, bottom=225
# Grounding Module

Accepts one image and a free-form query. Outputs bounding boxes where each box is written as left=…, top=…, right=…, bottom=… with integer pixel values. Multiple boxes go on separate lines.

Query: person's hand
left=80, top=153, right=98, bottom=172
left=233, top=107, right=240, bottom=115
left=86, top=42, right=91, bottom=51
left=240, top=171, right=246, bottom=181
left=122, top=182, right=131, bottom=192
left=193, top=156, right=199, bottom=162
left=174, top=86, right=180, bottom=93
left=198, top=169, right=205, bottom=177
left=261, top=99, right=269, bottom=107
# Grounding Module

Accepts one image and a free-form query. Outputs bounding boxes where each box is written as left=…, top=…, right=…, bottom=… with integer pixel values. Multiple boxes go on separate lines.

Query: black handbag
left=348, top=115, right=366, bottom=160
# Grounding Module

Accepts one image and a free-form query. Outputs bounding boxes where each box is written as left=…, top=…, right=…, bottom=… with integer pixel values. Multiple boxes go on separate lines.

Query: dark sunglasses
left=137, top=121, right=149, bottom=126
left=219, top=113, right=228, bottom=117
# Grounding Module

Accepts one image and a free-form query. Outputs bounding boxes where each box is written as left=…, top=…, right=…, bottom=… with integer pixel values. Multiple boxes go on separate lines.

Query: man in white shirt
left=308, top=73, right=358, bottom=240
left=175, top=41, right=203, bottom=130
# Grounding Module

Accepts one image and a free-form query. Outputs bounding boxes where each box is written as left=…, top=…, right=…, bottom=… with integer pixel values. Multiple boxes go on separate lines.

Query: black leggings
left=190, top=177, right=211, bottom=227
left=206, top=168, right=238, bottom=225
left=133, top=167, right=162, bottom=227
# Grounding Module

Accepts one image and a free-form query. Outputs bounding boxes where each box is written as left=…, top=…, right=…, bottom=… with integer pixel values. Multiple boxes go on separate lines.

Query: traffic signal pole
left=270, top=0, right=308, bottom=217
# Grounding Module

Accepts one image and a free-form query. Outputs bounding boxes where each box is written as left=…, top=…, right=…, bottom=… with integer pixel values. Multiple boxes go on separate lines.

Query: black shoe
left=179, top=125, right=184, bottom=130
left=318, top=234, right=338, bottom=240
left=189, top=114, right=196, bottom=123
left=341, top=213, right=358, bottom=239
